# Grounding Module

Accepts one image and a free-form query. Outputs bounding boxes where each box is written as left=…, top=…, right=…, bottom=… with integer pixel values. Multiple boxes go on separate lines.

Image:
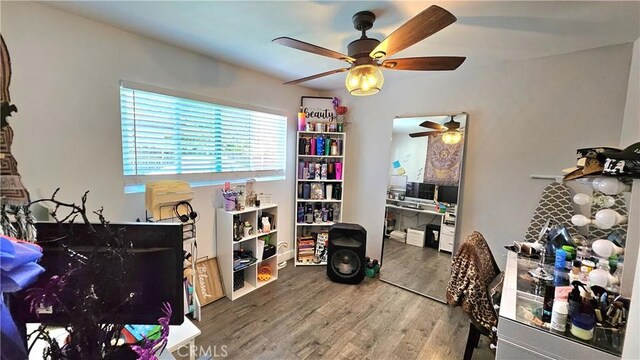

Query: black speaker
left=327, top=223, right=366, bottom=284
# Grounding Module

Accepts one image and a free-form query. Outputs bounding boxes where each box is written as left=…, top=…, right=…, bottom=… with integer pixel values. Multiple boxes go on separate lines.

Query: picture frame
left=301, top=96, right=335, bottom=122
left=257, top=193, right=272, bottom=204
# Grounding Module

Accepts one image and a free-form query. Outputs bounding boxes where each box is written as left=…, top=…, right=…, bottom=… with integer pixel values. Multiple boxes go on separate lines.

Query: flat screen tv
left=405, top=182, right=435, bottom=201
left=437, top=186, right=459, bottom=204
left=10, top=222, right=184, bottom=326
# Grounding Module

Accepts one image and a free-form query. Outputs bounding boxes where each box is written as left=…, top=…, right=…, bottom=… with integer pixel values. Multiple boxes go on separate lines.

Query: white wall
left=1, top=2, right=318, bottom=259
left=620, top=39, right=639, bottom=360
left=620, top=38, right=640, bottom=148
left=327, top=43, right=632, bottom=264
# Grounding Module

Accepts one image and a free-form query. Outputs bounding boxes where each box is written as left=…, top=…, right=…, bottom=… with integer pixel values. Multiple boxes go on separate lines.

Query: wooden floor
left=380, top=238, right=452, bottom=301
left=179, top=261, right=494, bottom=360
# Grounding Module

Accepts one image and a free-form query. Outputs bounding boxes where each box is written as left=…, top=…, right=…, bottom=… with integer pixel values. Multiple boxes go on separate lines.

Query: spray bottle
left=568, top=281, right=588, bottom=320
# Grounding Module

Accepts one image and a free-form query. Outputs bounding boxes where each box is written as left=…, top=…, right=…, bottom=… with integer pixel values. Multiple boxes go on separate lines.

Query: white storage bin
left=406, top=228, right=426, bottom=247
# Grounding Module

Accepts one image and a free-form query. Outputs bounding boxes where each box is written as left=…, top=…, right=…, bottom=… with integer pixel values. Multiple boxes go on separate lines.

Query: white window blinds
left=120, top=84, right=287, bottom=183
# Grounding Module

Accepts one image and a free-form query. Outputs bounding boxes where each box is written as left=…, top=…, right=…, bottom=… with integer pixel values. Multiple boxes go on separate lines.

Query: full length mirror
left=380, top=113, right=467, bottom=302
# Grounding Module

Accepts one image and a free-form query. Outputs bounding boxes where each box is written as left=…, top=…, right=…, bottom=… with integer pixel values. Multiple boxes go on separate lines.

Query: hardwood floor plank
left=380, top=238, right=452, bottom=300
left=175, top=260, right=493, bottom=360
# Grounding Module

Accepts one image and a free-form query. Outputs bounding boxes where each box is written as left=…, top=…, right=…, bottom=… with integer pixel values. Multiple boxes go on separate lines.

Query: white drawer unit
left=406, top=228, right=425, bottom=247
left=439, top=224, right=455, bottom=252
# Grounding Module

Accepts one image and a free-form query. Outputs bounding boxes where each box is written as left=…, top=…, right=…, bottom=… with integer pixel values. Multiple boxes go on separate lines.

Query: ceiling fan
left=273, top=5, right=465, bottom=96
left=409, top=115, right=463, bottom=144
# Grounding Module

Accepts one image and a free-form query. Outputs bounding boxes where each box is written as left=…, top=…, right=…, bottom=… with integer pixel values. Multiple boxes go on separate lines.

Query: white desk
left=385, top=203, right=444, bottom=216
left=384, top=199, right=457, bottom=252
left=27, top=318, right=200, bottom=360
left=160, top=318, right=201, bottom=360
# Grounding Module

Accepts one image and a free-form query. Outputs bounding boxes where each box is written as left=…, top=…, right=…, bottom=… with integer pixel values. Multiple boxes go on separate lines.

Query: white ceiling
left=46, top=1, right=640, bottom=91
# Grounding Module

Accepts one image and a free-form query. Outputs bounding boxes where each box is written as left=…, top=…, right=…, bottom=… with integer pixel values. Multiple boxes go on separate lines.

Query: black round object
left=331, top=249, right=362, bottom=277
left=352, top=11, right=376, bottom=32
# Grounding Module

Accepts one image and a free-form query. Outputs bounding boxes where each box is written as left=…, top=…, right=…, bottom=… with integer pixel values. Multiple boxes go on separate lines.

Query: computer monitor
left=10, top=222, right=184, bottom=326
left=437, top=186, right=459, bottom=204
left=405, top=182, right=435, bottom=201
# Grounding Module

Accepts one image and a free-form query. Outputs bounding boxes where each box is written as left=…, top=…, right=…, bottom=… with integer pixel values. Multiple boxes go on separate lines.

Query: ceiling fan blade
left=370, top=5, right=457, bottom=59
left=382, top=57, right=466, bottom=71
left=283, top=68, right=350, bottom=85
left=273, top=37, right=355, bottom=63
left=409, top=131, right=441, bottom=138
left=419, top=120, right=445, bottom=130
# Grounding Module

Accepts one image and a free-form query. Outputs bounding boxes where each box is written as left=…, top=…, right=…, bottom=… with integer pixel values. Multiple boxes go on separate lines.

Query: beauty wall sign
left=301, top=96, right=335, bottom=122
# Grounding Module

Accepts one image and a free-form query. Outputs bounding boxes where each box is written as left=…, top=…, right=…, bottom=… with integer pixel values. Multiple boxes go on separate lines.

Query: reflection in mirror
left=380, top=113, right=467, bottom=302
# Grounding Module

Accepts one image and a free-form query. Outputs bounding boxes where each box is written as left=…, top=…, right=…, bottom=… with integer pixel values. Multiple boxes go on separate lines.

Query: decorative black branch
left=24, top=189, right=143, bottom=359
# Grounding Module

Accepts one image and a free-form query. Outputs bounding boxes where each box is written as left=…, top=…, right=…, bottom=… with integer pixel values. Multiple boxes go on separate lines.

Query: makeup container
left=570, top=314, right=595, bottom=340
left=551, top=300, right=568, bottom=332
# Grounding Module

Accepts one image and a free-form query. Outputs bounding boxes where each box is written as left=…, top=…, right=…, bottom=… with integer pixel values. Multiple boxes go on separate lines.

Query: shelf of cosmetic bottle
left=297, top=154, right=343, bottom=158
left=298, top=131, right=345, bottom=135
left=296, top=199, right=343, bottom=203
left=296, top=179, right=343, bottom=183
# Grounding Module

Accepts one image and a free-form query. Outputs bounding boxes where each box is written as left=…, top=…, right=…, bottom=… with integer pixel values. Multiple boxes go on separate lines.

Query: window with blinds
left=120, top=84, right=287, bottom=187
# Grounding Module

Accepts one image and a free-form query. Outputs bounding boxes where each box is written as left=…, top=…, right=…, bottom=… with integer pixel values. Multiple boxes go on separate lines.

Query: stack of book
left=297, top=235, right=316, bottom=263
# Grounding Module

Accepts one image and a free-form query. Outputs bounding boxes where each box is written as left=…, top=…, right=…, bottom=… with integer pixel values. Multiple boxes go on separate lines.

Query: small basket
left=233, top=270, right=245, bottom=291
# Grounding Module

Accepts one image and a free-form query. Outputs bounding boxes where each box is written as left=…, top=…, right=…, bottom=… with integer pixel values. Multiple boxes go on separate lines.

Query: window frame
left=119, top=81, right=288, bottom=193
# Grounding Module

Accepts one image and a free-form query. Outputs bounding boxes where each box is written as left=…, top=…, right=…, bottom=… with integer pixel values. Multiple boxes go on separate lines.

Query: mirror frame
left=379, top=113, right=469, bottom=303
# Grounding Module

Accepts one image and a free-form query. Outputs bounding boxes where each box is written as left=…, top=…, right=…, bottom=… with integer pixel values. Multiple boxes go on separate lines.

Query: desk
left=496, top=251, right=622, bottom=359
left=160, top=318, right=201, bottom=360
left=385, top=199, right=456, bottom=252
left=27, top=318, right=200, bottom=360
left=385, top=203, right=444, bottom=216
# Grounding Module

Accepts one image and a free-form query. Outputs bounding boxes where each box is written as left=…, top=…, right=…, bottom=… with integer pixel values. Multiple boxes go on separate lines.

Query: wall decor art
left=301, top=96, right=335, bottom=123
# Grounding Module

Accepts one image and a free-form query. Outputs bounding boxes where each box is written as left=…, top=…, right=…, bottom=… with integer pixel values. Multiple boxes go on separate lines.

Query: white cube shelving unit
left=216, top=204, right=279, bottom=301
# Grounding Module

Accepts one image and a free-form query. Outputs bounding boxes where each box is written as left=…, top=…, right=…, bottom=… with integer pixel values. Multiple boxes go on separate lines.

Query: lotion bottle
left=551, top=300, right=568, bottom=332
left=551, top=287, right=570, bottom=332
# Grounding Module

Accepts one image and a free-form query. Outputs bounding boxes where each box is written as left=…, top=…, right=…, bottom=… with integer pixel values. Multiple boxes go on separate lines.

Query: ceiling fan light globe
left=346, top=64, right=383, bottom=96
left=442, top=130, right=462, bottom=144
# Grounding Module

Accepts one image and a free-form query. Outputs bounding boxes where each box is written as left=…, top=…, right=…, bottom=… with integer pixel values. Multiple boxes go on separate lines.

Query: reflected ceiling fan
left=273, top=5, right=465, bottom=96
left=409, top=115, right=463, bottom=144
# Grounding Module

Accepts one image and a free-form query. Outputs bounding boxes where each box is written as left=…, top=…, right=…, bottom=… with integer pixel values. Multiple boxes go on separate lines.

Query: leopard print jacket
left=446, top=231, right=501, bottom=343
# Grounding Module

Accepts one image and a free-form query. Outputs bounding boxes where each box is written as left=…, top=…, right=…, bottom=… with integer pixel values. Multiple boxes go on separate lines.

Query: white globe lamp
left=594, top=209, right=627, bottom=229
left=592, top=239, right=624, bottom=258
left=571, top=214, right=592, bottom=227
left=596, top=178, right=630, bottom=195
